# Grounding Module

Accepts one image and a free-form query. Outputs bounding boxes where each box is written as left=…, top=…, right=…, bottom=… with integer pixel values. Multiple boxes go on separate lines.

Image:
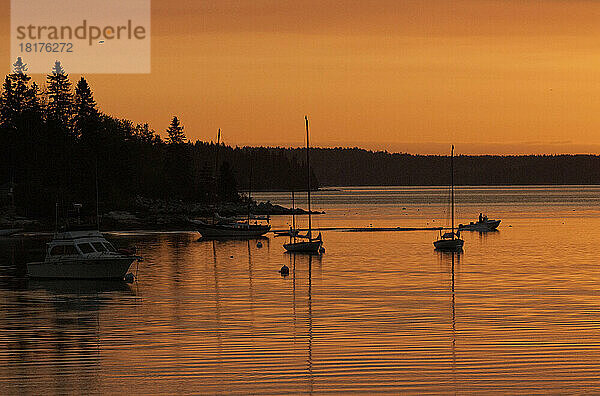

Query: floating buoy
left=257, top=241, right=263, bottom=248
left=279, top=265, right=289, bottom=276
left=230, top=255, right=234, bottom=258
left=124, top=273, right=135, bottom=283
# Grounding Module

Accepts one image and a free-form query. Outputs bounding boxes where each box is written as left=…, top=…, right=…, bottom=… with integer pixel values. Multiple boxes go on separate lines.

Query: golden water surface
left=1, top=186, right=600, bottom=394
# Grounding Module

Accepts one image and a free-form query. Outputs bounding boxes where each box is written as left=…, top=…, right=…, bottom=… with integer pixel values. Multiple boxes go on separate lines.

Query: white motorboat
left=27, top=230, right=141, bottom=279
left=434, top=145, right=465, bottom=251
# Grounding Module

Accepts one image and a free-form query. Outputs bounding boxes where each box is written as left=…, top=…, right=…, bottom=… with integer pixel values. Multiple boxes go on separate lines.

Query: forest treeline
left=0, top=59, right=316, bottom=219
left=278, top=147, right=600, bottom=187
left=2, top=59, right=599, bottom=220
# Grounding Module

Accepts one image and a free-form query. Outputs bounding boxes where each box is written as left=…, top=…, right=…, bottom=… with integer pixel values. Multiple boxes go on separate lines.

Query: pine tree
left=0, top=58, right=43, bottom=187
left=0, top=58, right=34, bottom=130
left=135, top=123, right=160, bottom=143
left=166, top=116, right=186, bottom=144
left=0, top=76, right=17, bottom=130
left=46, top=61, right=74, bottom=131
left=74, top=77, right=99, bottom=140
left=13, top=57, right=28, bottom=74
left=26, top=82, right=43, bottom=119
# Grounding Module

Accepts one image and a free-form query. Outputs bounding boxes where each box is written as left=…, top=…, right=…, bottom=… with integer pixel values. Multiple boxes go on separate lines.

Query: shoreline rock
left=0, top=197, right=324, bottom=232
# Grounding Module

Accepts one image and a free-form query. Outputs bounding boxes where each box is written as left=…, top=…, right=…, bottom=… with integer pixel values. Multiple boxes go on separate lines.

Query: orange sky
left=3, top=0, right=600, bottom=154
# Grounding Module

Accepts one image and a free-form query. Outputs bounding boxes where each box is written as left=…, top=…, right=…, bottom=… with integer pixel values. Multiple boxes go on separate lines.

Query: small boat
left=27, top=230, right=141, bottom=279
left=0, top=228, right=22, bottom=237
left=434, top=145, right=464, bottom=251
left=194, top=132, right=272, bottom=239
left=284, top=232, right=323, bottom=253
left=458, top=214, right=501, bottom=231
left=191, top=218, right=271, bottom=238
left=284, top=116, right=323, bottom=254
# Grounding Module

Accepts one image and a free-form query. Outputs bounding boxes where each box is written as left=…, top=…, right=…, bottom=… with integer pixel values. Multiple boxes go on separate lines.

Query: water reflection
left=4, top=186, right=600, bottom=395
left=307, top=254, right=314, bottom=394
left=0, top=276, right=136, bottom=394
left=27, top=279, right=133, bottom=295
left=437, top=250, right=461, bottom=391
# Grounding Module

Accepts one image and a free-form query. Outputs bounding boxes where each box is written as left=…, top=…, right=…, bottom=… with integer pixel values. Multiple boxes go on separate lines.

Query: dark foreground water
left=2, top=186, right=600, bottom=394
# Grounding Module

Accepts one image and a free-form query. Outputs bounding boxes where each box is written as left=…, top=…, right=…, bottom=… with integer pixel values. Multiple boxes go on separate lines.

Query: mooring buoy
left=279, top=265, right=290, bottom=276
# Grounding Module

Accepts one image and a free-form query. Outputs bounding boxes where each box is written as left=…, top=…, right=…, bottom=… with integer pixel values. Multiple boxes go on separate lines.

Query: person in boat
left=479, top=213, right=483, bottom=222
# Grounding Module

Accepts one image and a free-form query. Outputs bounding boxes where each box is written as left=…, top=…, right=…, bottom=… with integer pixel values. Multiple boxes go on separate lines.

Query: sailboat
left=192, top=131, right=271, bottom=238
left=434, top=145, right=465, bottom=251
left=283, top=116, right=323, bottom=254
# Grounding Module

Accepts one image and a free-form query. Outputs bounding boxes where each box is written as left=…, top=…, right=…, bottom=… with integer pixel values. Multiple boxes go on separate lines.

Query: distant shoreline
left=252, top=184, right=600, bottom=192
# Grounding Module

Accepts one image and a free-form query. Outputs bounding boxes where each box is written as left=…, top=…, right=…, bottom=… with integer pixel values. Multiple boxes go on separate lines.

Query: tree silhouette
left=166, top=116, right=186, bottom=144
left=12, top=57, right=28, bottom=74
left=46, top=61, right=73, bottom=131
left=74, top=77, right=99, bottom=141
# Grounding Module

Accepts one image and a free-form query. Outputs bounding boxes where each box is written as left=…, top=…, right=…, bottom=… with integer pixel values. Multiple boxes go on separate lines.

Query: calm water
left=2, top=186, right=600, bottom=394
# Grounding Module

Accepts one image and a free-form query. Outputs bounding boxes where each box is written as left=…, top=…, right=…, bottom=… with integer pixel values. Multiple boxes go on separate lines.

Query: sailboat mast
left=451, top=145, right=455, bottom=239
left=214, top=129, right=221, bottom=176
left=248, top=154, right=253, bottom=225
left=95, top=159, right=100, bottom=230
left=305, top=116, right=312, bottom=240
left=212, top=129, right=221, bottom=225
left=291, top=189, right=296, bottom=241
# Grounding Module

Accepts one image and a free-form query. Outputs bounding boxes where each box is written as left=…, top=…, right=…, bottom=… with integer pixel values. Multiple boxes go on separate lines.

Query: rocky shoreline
left=0, top=196, right=324, bottom=232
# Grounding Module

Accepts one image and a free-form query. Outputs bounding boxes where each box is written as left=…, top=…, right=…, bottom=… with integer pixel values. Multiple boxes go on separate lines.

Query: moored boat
left=458, top=214, right=501, bottom=231
left=283, top=116, right=324, bottom=254
left=284, top=232, right=323, bottom=254
left=191, top=218, right=271, bottom=238
left=27, top=230, right=141, bottom=279
left=434, top=145, right=464, bottom=251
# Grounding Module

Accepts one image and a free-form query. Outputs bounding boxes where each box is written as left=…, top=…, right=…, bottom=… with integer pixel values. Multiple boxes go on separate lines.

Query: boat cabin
left=46, top=231, right=118, bottom=258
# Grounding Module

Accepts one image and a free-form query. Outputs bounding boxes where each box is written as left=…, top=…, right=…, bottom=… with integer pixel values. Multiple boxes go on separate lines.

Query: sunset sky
left=3, top=0, right=600, bottom=154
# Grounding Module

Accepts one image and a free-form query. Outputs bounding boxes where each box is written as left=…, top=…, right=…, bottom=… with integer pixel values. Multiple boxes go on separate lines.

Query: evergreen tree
left=0, top=58, right=35, bottom=130
left=166, top=116, right=186, bottom=144
left=12, top=57, right=28, bottom=74
left=0, top=59, right=42, bottom=184
left=46, top=61, right=74, bottom=131
left=25, top=82, right=44, bottom=120
left=0, top=76, right=17, bottom=131
left=135, top=123, right=160, bottom=144
left=74, top=77, right=99, bottom=141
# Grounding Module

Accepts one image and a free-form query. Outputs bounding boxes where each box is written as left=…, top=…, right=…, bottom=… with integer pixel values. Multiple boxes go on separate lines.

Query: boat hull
left=459, top=220, right=501, bottom=232
left=433, top=238, right=464, bottom=251
left=284, top=240, right=323, bottom=253
left=27, top=257, right=135, bottom=279
left=197, top=224, right=271, bottom=238
left=0, top=228, right=22, bottom=237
